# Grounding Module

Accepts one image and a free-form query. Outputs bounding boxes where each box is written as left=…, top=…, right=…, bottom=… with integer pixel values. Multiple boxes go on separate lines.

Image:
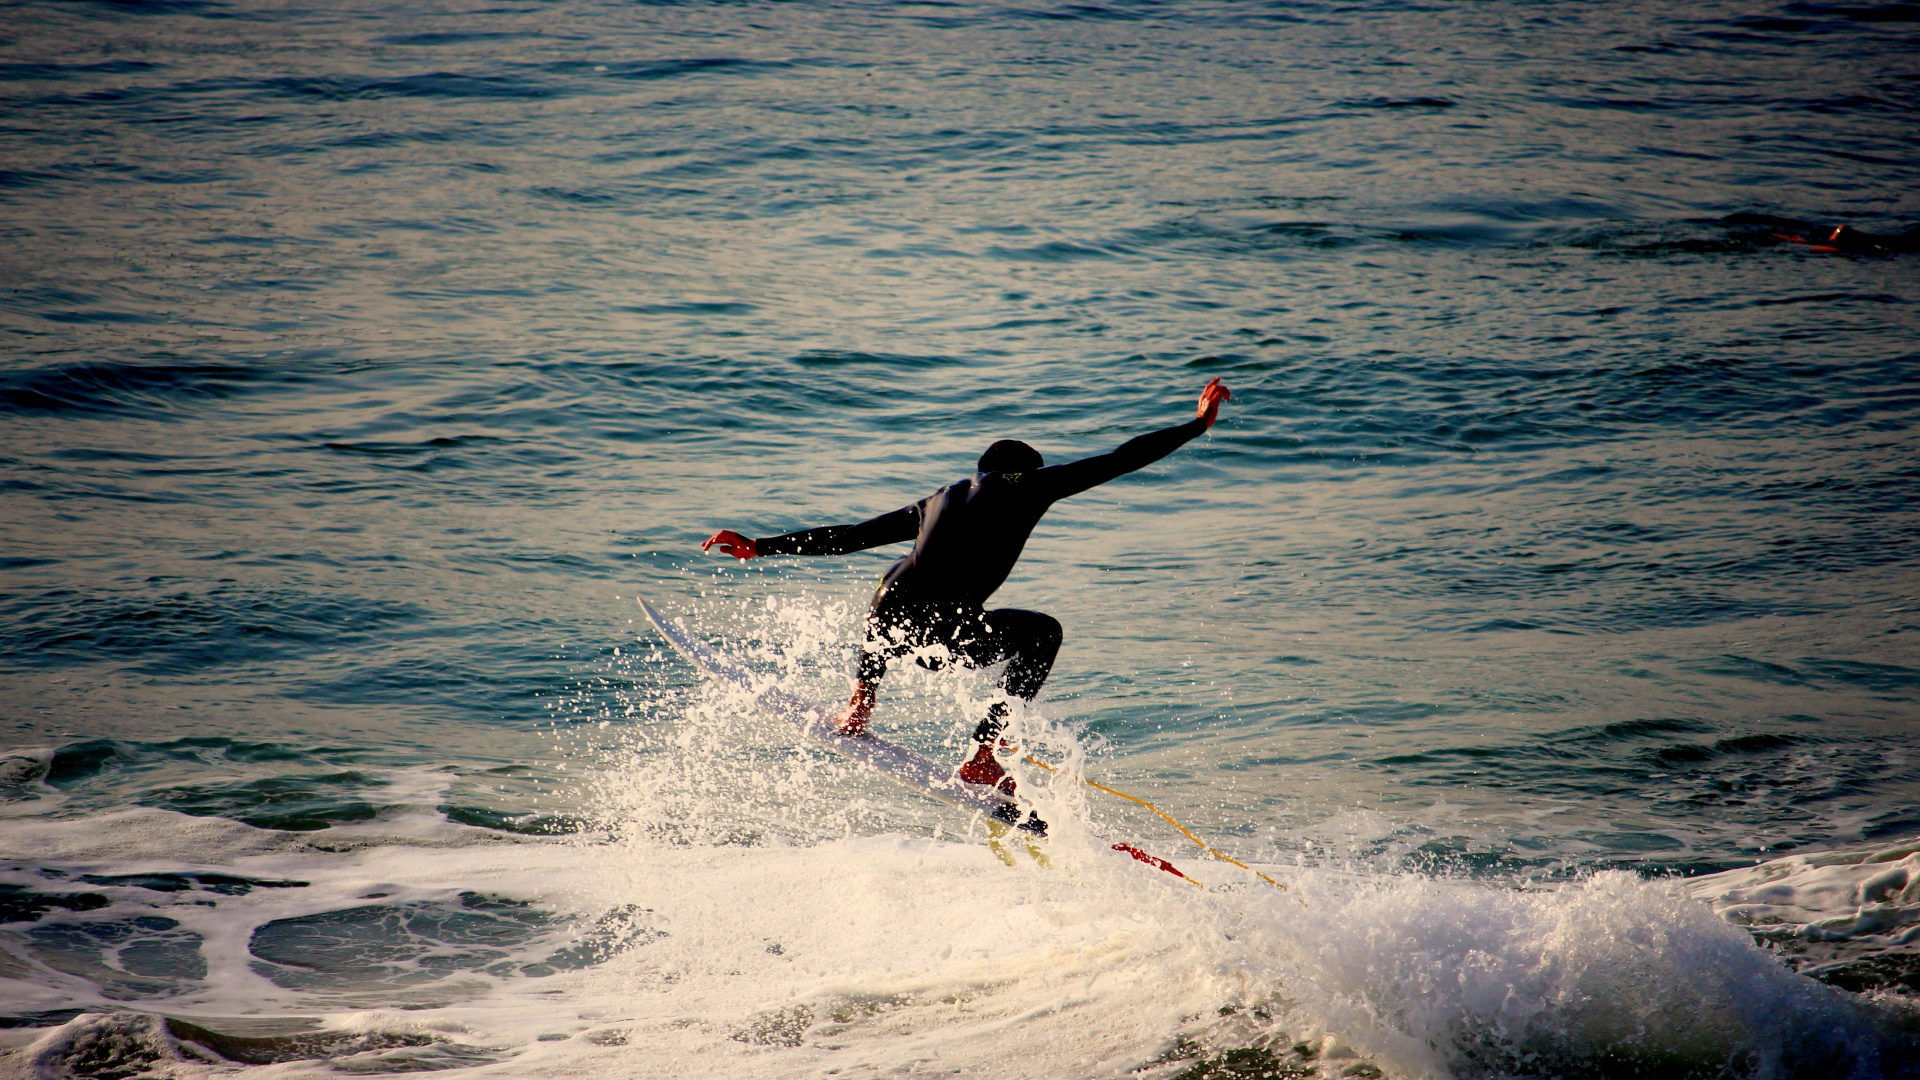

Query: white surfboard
left=637, top=597, right=1026, bottom=822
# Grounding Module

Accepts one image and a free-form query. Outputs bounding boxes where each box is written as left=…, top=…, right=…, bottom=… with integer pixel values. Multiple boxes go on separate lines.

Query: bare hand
left=702, top=529, right=758, bottom=559
left=1196, top=376, right=1231, bottom=429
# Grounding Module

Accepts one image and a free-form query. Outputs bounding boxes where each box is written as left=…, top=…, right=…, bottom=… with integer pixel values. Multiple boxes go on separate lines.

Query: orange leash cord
left=1019, top=755, right=1289, bottom=893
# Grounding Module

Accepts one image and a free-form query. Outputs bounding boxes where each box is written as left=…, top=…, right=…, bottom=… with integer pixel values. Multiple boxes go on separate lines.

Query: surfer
left=702, top=377, right=1231, bottom=799
left=1723, top=213, right=1920, bottom=254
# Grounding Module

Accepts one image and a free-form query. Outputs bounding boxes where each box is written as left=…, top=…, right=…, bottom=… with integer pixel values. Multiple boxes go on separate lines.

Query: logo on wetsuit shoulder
left=1000, top=472, right=1023, bottom=483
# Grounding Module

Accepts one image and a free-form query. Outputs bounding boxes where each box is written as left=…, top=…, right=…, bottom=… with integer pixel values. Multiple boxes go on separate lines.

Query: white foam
left=0, top=806, right=289, bottom=863
left=0, top=747, right=67, bottom=820
left=8, top=803, right=1920, bottom=1079
left=1692, top=841, right=1920, bottom=985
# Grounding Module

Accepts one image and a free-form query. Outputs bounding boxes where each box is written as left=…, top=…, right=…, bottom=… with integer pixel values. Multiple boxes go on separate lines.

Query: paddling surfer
left=702, top=377, right=1230, bottom=805
left=1723, top=213, right=1920, bottom=254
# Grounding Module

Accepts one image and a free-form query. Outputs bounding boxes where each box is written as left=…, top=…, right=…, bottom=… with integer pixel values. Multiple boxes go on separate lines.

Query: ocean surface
left=2, top=0, right=1918, bottom=1076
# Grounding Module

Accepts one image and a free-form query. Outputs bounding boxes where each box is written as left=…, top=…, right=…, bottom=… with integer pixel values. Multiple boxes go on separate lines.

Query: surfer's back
left=881, top=471, right=1052, bottom=607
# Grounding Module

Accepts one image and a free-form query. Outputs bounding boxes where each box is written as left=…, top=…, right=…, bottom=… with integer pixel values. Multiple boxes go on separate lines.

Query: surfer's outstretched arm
left=1034, top=377, right=1229, bottom=502
left=704, top=505, right=918, bottom=561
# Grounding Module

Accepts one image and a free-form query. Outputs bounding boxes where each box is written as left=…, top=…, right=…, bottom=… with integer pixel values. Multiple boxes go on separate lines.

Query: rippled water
left=2, top=0, right=1918, bottom=1076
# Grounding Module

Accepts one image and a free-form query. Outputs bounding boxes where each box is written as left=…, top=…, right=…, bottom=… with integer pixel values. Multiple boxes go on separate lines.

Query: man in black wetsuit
left=703, top=377, right=1231, bottom=801
left=1723, top=213, right=1920, bottom=254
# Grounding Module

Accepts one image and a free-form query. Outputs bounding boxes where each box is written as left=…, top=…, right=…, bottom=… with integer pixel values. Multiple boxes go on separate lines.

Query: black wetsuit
left=1723, top=213, right=1920, bottom=253
left=755, top=415, right=1212, bottom=718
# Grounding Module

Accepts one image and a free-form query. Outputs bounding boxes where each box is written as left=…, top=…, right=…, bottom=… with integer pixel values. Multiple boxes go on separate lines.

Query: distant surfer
left=1723, top=213, right=1920, bottom=254
left=703, top=377, right=1231, bottom=804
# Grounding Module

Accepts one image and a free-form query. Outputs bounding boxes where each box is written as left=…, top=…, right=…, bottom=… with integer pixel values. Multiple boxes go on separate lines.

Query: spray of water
left=538, top=595, right=1920, bottom=1080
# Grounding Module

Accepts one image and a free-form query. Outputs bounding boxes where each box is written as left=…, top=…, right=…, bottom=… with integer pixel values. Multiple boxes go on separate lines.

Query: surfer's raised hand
left=1197, top=376, right=1231, bottom=429
left=702, top=529, right=758, bottom=559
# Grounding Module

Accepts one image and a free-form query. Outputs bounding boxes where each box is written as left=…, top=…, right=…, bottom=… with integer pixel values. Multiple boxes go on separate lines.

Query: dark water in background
left=2, top=0, right=1919, bottom=1076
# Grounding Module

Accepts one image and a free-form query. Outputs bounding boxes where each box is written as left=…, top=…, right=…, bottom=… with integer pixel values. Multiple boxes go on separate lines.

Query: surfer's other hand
left=702, top=529, right=758, bottom=559
left=1196, top=376, right=1231, bottom=429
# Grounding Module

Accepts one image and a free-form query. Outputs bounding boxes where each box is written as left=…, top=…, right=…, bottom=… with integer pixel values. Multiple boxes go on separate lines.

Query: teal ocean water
left=2, top=0, right=1918, bottom=1076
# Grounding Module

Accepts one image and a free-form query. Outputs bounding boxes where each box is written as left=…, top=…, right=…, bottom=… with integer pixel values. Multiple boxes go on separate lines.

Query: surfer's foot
left=962, top=699, right=1018, bottom=790
left=960, top=743, right=1015, bottom=794
left=832, top=683, right=877, bottom=736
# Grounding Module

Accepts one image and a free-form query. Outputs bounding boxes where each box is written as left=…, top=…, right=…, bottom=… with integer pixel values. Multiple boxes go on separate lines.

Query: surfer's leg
left=833, top=617, right=894, bottom=736
left=958, top=609, right=1061, bottom=796
left=833, top=594, right=933, bottom=735
left=831, top=680, right=878, bottom=736
left=965, top=608, right=1061, bottom=740
left=939, top=608, right=1061, bottom=703
left=987, top=608, right=1063, bottom=702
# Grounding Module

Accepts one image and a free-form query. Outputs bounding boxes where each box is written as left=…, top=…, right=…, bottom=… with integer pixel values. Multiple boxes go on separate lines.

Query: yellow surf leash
left=1018, top=754, right=1290, bottom=894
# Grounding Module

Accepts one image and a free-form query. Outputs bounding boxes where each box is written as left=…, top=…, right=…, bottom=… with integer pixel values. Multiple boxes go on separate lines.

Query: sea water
left=2, top=0, right=1918, bottom=1076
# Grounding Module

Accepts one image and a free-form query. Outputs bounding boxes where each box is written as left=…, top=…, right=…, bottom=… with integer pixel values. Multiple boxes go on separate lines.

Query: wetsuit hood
left=979, top=439, right=1043, bottom=472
